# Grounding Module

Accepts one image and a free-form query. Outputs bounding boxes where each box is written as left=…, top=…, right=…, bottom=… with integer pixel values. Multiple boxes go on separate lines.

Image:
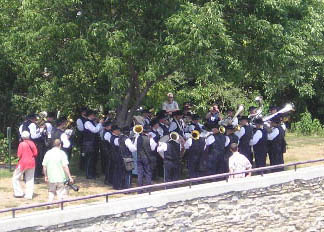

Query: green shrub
left=291, top=111, right=324, bottom=136
left=0, top=132, right=9, bottom=163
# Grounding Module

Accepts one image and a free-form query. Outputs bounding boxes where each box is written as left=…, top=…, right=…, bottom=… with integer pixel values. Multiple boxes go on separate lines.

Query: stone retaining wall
left=53, top=178, right=324, bottom=232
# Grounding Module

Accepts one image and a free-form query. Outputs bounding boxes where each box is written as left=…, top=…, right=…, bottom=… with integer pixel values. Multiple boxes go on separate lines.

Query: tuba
left=36, top=111, right=48, bottom=127
left=170, top=131, right=180, bottom=142
left=133, top=124, right=143, bottom=134
left=191, top=130, right=200, bottom=140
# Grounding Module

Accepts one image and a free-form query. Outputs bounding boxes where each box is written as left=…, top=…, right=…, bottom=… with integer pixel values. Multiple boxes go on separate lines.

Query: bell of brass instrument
left=133, top=124, right=143, bottom=134
left=36, top=111, right=48, bottom=127
left=262, top=103, right=295, bottom=122
left=219, top=126, right=226, bottom=134
left=191, top=130, right=200, bottom=140
left=234, top=125, right=241, bottom=132
left=170, top=131, right=180, bottom=141
left=64, top=115, right=74, bottom=129
left=249, top=96, right=263, bottom=122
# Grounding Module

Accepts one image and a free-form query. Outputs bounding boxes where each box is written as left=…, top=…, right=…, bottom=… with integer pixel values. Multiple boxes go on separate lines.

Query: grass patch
left=0, top=168, right=13, bottom=179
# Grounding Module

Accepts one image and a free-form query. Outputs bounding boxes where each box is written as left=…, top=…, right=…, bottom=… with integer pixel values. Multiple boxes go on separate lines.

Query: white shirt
left=29, top=123, right=42, bottom=139
left=268, top=128, right=279, bottom=141
left=249, top=130, right=263, bottom=146
left=234, top=126, right=245, bottom=140
left=281, top=123, right=287, bottom=131
left=157, top=142, right=182, bottom=153
left=76, top=118, right=85, bottom=132
left=60, top=132, right=71, bottom=149
left=104, top=131, right=112, bottom=142
left=229, top=152, right=252, bottom=178
left=45, top=122, right=53, bottom=138
left=162, top=101, right=179, bottom=111
left=113, top=137, right=137, bottom=152
left=169, top=119, right=184, bottom=133
left=184, top=138, right=192, bottom=150
left=84, top=121, right=102, bottom=133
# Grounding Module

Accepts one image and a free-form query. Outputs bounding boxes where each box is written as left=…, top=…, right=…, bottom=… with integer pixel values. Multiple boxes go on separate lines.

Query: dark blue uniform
left=164, top=141, right=181, bottom=182
left=186, top=137, right=205, bottom=178
left=224, top=134, right=239, bottom=173
left=268, top=126, right=286, bottom=172
left=238, top=125, right=253, bottom=164
left=206, top=134, right=226, bottom=175
left=137, top=134, right=153, bottom=186
left=253, top=128, right=268, bottom=168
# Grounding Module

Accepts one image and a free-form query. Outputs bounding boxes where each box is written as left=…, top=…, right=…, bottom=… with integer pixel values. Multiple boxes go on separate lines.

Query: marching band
left=18, top=94, right=294, bottom=190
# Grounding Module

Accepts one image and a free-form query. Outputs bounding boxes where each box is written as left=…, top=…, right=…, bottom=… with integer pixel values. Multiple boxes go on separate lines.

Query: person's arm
left=43, top=166, right=48, bottom=182
left=104, top=132, right=112, bottom=142
left=125, top=138, right=137, bottom=152
left=150, top=138, right=157, bottom=151
left=29, top=141, right=38, bottom=157
left=225, top=136, right=230, bottom=147
left=114, top=138, right=119, bottom=146
left=162, top=102, right=167, bottom=111
left=268, top=128, right=279, bottom=141
left=63, top=166, right=73, bottom=183
left=60, top=133, right=71, bottom=148
left=157, top=142, right=167, bottom=153
left=76, top=119, right=84, bottom=131
left=244, top=156, right=252, bottom=177
left=184, top=138, right=192, bottom=150
left=174, top=101, right=179, bottom=111
left=205, top=135, right=215, bottom=146
left=17, top=143, right=23, bottom=159
left=249, top=130, right=262, bottom=146
left=84, top=121, right=102, bottom=133
left=234, top=127, right=245, bottom=140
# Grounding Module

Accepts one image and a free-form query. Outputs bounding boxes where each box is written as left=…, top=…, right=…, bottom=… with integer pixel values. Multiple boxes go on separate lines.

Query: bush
left=0, top=132, right=9, bottom=163
left=291, top=111, right=324, bottom=136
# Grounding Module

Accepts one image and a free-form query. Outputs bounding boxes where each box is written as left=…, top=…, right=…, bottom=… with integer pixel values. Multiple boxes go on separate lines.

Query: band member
left=235, top=116, right=253, bottom=164
left=162, top=92, right=179, bottom=115
left=205, top=123, right=227, bottom=175
left=157, top=114, right=169, bottom=136
left=110, top=126, right=137, bottom=189
left=103, top=121, right=113, bottom=185
left=224, top=125, right=239, bottom=173
left=149, top=119, right=163, bottom=179
left=141, top=109, right=152, bottom=126
left=51, top=117, right=72, bottom=159
left=249, top=119, right=268, bottom=168
left=267, top=116, right=286, bottom=172
left=157, top=133, right=183, bottom=182
left=187, top=114, right=203, bottom=133
left=219, top=109, right=238, bottom=127
left=76, top=107, right=88, bottom=170
left=20, top=114, right=45, bottom=178
left=228, top=143, right=252, bottom=179
left=82, top=110, right=103, bottom=179
left=183, top=102, right=193, bottom=116
left=184, top=128, right=206, bottom=178
left=206, top=103, right=221, bottom=125
left=169, top=110, right=185, bottom=137
left=44, top=112, right=56, bottom=149
left=136, top=125, right=157, bottom=187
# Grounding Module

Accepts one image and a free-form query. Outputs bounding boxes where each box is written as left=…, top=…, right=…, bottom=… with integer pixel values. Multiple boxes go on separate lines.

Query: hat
left=143, top=125, right=151, bottom=133
left=248, top=106, right=257, bottom=112
left=254, top=118, right=264, bottom=125
left=111, top=125, right=121, bottom=131
left=270, top=116, right=281, bottom=124
left=47, top=112, right=56, bottom=118
left=21, top=131, right=30, bottom=139
left=167, top=93, right=174, bottom=98
left=192, top=114, right=200, bottom=121
left=122, top=126, right=131, bottom=134
left=172, top=110, right=183, bottom=116
left=86, top=110, right=97, bottom=117
left=27, top=114, right=37, bottom=120
left=239, top=116, right=249, bottom=121
left=206, top=122, right=219, bottom=130
left=103, top=120, right=112, bottom=127
left=225, top=125, right=235, bottom=130
left=150, top=118, right=159, bottom=127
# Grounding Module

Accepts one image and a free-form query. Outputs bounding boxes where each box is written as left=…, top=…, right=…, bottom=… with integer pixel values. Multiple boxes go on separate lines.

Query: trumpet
left=191, top=130, right=200, bottom=140
left=133, top=124, right=143, bottom=134
left=170, top=131, right=180, bottom=141
left=64, top=115, right=74, bottom=129
left=219, top=126, right=226, bottom=134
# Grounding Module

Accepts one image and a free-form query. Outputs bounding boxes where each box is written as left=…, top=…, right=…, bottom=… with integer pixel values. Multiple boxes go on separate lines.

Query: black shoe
left=14, top=195, right=24, bottom=198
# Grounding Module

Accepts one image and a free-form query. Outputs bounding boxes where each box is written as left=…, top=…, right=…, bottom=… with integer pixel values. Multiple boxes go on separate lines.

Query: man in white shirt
left=43, top=139, right=73, bottom=202
left=162, top=93, right=179, bottom=115
left=229, top=143, right=252, bottom=179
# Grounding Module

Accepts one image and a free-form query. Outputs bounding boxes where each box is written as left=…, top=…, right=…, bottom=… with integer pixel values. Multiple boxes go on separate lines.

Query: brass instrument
left=262, top=103, right=295, bottom=122
left=234, top=125, right=241, bottom=132
left=219, top=126, right=226, bottom=134
left=170, top=131, right=180, bottom=142
left=191, top=130, right=200, bottom=140
left=133, top=124, right=143, bottom=134
left=36, top=111, right=48, bottom=127
left=249, top=96, right=263, bottom=122
left=64, top=115, right=74, bottom=129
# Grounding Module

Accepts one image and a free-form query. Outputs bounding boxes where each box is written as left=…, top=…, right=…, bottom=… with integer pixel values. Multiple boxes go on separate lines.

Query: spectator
left=228, top=143, right=252, bottom=179
left=206, top=103, right=221, bottom=124
left=42, top=139, right=73, bottom=202
left=12, top=131, right=38, bottom=199
left=162, top=93, right=179, bottom=114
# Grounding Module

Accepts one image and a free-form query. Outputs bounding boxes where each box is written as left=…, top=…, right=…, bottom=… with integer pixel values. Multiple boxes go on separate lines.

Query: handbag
left=123, top=157, right=135, bottom=171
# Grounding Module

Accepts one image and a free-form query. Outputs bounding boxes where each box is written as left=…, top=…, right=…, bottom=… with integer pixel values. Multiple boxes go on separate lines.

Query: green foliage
left=291, top=111, right=324, bottom=136
left=0, top=132, right=9, bottom=162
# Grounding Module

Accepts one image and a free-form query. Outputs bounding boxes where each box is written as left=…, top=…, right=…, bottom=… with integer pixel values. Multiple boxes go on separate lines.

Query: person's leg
left=137, top=159, right=144, bottom=187
left=48, top=183, right=56, bottom=202
left=24, top=168, right=35, bottom=199
left=57, top=183, right=68, bottom=200
left=12, top=167, right=24, bottom=197
left=143, top=157, right=152, bottom=186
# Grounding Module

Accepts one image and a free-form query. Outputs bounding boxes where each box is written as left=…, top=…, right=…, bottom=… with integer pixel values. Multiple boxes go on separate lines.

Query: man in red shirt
left=12, top=131, right=38, bottom=199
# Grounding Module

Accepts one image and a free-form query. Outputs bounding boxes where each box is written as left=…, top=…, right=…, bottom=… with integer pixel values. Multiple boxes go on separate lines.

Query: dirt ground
left=0, top=133, right=324, bottom=217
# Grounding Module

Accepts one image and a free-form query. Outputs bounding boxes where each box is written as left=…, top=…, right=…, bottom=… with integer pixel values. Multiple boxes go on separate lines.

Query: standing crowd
left=12, top=93, right=289, bottom=200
